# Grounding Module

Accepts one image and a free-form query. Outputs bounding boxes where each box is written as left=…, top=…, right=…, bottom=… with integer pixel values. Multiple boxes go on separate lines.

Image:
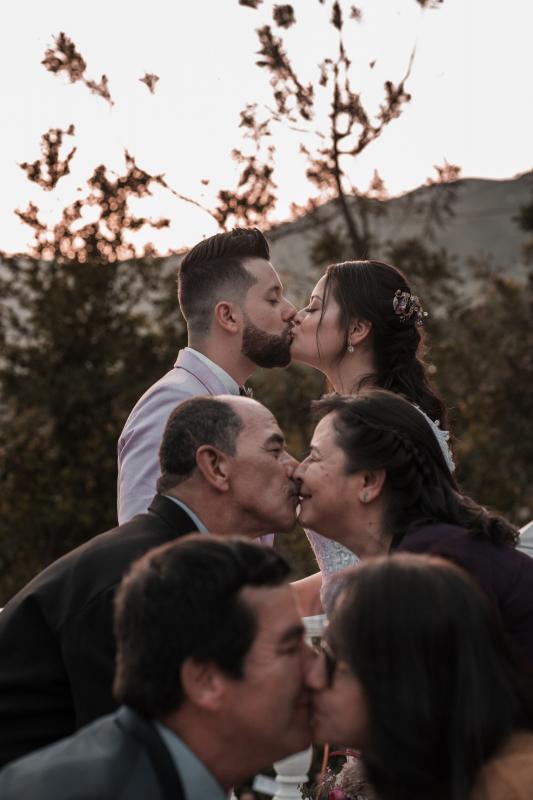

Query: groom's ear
left=348, top=317, right=372, bottom=348
left=214, top=300, right=241, bottom=335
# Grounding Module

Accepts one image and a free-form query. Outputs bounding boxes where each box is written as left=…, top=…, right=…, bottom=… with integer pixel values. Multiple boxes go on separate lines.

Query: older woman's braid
left=339, top=408, right=434, bottom=486
left=394, top=429, right=434, bottom=482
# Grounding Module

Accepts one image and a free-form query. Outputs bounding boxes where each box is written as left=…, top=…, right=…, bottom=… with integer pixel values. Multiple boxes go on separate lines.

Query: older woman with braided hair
left=294, top=389, right=533, bottom=665
left=290, top=260, right=454, bottom=610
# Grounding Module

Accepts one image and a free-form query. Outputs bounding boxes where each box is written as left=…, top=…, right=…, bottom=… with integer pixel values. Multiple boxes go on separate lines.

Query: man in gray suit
left=0, top=536, right=313, bottom=799
left=118, top=227, right=296, bottom=524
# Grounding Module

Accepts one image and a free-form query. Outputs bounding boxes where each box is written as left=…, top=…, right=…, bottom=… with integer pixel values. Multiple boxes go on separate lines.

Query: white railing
left=518, top=521, right=533, bottom=556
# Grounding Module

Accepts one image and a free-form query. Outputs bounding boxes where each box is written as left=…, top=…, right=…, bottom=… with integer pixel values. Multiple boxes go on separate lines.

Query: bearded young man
left=117, top=227, right=296, bottom=524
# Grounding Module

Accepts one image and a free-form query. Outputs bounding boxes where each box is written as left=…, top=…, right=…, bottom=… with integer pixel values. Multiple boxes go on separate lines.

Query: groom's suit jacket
left=0, top=495, right=198, bottom=768
left=117, top=348, right=231, bottom=524
left=0, top=707, right=185, bottom=800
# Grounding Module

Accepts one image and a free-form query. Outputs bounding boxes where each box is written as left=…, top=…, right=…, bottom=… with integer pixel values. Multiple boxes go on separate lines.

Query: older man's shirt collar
left=163, top=496, right=208, bottom=534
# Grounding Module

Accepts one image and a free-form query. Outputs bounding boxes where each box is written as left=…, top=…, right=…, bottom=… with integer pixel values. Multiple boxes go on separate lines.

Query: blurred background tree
left=0, top=116, right=185, bottom=600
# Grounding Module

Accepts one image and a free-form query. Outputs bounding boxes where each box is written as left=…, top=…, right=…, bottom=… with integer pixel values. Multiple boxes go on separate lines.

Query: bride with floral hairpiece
left=290, top=258, right=454, bottom=612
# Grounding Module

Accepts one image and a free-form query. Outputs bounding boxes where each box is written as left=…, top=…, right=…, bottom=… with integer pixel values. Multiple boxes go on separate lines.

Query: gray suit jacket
left=117, top=349, right=230, bottom=524
left=0, top=707, right=185, bottom=800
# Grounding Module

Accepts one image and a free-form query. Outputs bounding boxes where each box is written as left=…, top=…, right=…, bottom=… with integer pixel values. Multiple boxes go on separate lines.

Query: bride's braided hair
left=313, top=390, right=518, bottom=546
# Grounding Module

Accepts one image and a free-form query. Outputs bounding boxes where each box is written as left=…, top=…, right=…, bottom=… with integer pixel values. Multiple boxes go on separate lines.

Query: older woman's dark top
left=392, top=523, right=533, bottom=666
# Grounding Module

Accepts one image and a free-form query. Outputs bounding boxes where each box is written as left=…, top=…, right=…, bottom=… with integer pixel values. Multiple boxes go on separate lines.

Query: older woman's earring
left=347, top=344, right=355, bottom=353
left=361, top=491, right=369, bottom=503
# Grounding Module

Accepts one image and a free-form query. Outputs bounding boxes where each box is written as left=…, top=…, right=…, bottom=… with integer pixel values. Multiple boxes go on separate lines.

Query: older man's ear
left=194, top=446, right=232, bottom=493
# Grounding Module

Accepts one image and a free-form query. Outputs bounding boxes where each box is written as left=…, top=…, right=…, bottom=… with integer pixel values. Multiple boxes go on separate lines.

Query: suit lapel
left=175, top=349, right=229, bottom=396
left=116, top=707, right=185, bottom=800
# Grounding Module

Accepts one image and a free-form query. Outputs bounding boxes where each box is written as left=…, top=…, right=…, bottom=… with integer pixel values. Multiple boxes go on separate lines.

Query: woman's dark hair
left=329, top=554, right=533, bottom=800
left=313, top=389, right=518, bottom=546
left=319, top=260, right=447, bottom=427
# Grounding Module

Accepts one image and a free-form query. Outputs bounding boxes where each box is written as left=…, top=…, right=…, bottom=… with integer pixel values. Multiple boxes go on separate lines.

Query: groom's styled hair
left=113, top=535, right=290, bottom=716
left=178, top=228, right=270, bottom=337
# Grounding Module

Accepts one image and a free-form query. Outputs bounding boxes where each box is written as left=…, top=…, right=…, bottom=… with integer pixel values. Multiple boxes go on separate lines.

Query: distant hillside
left=2, top=172, right=530, bottom=308
left=269, top=171, right=533, bottom=301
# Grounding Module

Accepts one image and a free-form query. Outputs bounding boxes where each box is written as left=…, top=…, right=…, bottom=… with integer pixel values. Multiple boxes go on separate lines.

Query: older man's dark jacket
left=0, top=495, right=198, bottom=767
left=0, top=707, right=185, bottom=800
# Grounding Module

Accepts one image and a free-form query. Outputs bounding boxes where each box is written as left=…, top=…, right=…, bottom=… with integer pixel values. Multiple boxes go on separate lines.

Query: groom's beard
left=241, top=315, right=293, bottom=368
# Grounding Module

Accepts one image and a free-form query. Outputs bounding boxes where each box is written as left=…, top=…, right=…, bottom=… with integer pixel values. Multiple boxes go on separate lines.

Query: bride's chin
left=290, top=342, right=318, bottom=365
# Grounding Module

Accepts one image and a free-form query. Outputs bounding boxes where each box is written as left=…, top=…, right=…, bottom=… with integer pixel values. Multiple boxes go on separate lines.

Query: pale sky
left=1, top=0, right=532, bottom=255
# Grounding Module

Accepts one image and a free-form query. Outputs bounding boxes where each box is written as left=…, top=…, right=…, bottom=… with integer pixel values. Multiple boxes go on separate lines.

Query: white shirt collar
left=154, top=722, right=227, bottom=800
left=163, top=495, right=209, bottom=534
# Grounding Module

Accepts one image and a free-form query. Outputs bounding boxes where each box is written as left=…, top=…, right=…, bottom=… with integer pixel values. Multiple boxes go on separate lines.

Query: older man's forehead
left=239, top=402, right=282, bottom=437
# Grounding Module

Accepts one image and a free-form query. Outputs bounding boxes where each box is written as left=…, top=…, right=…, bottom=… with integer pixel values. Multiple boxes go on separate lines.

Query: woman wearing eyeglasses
left=309, top=554, right=533, bottom=800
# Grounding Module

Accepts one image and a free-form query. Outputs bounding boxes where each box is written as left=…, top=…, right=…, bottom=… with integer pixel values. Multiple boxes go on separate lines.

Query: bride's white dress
left=306, top=408, right=455, bottom=601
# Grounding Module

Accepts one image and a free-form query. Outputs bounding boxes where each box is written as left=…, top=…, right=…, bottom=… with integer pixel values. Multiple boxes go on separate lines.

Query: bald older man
left=0, top=396, right=299, bottom=767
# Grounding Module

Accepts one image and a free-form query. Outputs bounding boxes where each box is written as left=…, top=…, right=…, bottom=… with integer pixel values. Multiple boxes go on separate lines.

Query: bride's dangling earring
left=347, top=344, right=354, bottom=353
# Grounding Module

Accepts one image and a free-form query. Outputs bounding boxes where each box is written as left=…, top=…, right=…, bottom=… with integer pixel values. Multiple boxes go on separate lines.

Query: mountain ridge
left=268, top=171, right=533, bottom=300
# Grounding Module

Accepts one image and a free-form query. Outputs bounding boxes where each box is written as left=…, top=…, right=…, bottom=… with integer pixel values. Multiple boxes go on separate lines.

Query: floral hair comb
left=393, top=289, right=428, bottom=326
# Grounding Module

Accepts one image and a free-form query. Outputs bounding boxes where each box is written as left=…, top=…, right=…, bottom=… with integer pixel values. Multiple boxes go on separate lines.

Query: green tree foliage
left=514, top=178, right=533, bottom=263
left=0, top=253, right=182, bottom=601
left=435, top=267, right=533, bottom=526
left=0, top=122, right=184, bottom=602
left=390, top=241, right=533, bottom=528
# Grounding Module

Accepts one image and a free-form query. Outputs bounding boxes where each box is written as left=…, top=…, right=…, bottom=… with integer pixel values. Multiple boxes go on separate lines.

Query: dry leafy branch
left=139, top=73, right=160, bottom=93
left=256, top=25, right=314, bottom=120
left=42, top=32, right=114, bottom=105
left=19, top=125, right=77, bottom=191
left=229, top=0, right=425, bottom=253
left=273, top=4, right=296, bottom=28
left=15, top=151, right=173, bottom=263
left=213, top=105, right=277, bottom=229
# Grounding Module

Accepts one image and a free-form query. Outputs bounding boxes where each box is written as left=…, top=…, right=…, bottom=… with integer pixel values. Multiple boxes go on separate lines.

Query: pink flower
left=328, top=790, right=349, bottom=800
